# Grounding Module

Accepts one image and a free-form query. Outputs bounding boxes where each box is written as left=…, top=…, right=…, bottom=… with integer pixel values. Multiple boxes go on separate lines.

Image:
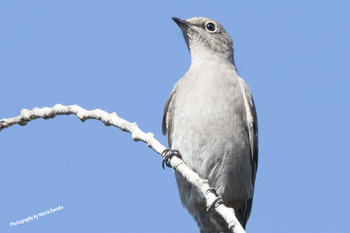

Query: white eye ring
left=205, top=22, right=217, bottom=32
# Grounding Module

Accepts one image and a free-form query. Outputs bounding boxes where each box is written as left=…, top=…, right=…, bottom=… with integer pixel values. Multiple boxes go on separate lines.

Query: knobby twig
left=0, top=104, right=246, bottom=233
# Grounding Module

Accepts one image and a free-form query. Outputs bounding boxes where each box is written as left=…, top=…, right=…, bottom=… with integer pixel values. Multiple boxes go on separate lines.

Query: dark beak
left=172, top=17, right=190, bottom=28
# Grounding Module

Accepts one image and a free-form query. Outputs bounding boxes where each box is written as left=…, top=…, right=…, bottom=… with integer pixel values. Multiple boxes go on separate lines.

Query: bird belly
left=171, top=80, right=254, bottom=208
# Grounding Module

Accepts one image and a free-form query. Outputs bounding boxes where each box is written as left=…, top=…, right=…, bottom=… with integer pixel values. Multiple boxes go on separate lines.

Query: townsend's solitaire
left=162, top=17, right=258, bottom=232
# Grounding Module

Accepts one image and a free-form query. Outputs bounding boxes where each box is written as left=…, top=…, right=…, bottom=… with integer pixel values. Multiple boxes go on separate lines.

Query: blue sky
left=1, top=1, right=349, bottom=232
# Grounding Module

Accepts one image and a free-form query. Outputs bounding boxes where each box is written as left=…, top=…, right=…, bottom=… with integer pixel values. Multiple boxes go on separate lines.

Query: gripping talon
left=162, top=149, right=182, bottom=169
left=206, top=188, right=223, bottom=212
left=206, top=188, right=219, bottom=197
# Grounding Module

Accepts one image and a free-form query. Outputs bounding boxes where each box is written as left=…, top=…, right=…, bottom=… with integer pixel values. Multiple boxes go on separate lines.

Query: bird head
left=172, top=17, right=234, bottom=64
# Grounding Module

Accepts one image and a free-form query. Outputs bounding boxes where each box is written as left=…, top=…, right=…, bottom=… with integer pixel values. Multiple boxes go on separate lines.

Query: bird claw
left=206, top=188, right=219, bottom=197
left=162, top=149, right=182, bottom=169
left=206, top=189, right=223, bottom=212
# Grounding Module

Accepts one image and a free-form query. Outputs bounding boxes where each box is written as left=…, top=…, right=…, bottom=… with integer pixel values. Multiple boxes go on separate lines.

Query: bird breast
left=171, top=66, right=254, bottom=199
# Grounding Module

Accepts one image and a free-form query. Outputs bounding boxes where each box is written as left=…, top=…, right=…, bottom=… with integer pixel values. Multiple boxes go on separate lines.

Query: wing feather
left=162, top=88, right=177, bottom=148
left=239, top=79, right=258, bottom=183
left=239, top=79, right=258, bottom=228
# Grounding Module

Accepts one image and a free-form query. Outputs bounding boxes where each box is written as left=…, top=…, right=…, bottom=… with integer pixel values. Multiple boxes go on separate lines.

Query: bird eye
left=206, top=22, right=216, bottom=32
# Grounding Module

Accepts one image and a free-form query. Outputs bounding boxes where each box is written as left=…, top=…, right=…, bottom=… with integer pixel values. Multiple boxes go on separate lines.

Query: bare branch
left=0, top=104, right=246, bottom=233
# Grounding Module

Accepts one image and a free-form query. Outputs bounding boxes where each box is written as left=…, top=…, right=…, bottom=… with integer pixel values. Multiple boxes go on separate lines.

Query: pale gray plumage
left=162, top=17, right=258, bottom=232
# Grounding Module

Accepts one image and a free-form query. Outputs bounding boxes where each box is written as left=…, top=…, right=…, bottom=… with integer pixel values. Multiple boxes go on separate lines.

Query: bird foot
left=161, top=149, right=182, bottom=169
left=206, top=189, right=224, bottom=212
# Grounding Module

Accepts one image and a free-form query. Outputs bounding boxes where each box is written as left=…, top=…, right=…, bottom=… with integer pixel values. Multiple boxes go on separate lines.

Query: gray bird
left=162, top=17, right=258, bottom=232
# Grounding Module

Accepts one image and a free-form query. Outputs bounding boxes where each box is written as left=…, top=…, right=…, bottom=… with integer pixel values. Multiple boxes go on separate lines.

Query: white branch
left=0, top=104, right=246, bottom=233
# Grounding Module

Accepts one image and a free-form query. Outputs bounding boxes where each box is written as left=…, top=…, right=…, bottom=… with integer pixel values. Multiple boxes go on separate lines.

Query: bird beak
left=172, top=17, right=191, bottom=52
left=172, top=17, right=190, bottom=28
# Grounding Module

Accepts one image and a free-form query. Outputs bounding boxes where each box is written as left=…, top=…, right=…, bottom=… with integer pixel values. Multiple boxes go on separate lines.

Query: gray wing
left=162, top=88, right=177, bottom=148
left=240, top=80, right=258, bottom=228
left=243, top=83, right=258, bottom=183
